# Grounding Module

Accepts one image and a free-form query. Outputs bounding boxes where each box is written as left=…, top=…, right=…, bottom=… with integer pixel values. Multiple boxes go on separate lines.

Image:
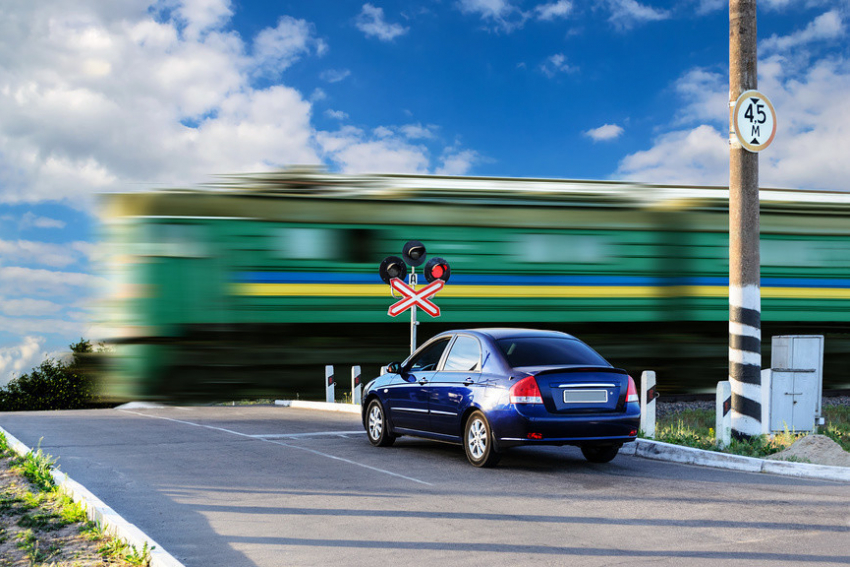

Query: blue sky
left=0, top=0, right=848, bottom=381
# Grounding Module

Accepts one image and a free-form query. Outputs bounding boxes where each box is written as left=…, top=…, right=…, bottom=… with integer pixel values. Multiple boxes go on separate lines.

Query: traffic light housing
left=402, top=240, right=427, bottom=267
left=424, top=257, right=451, bottom=283
left=379, top=255, right=408, bottom=284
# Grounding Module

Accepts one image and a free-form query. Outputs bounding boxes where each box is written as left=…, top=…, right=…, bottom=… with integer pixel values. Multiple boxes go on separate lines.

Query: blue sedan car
left=362, top=328, right=641, bottom=467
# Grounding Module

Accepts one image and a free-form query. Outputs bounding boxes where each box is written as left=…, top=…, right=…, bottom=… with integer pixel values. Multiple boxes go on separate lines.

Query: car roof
left=443, top=328, right=578, bottom=341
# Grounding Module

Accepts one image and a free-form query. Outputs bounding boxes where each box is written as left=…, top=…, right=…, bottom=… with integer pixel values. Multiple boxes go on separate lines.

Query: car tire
left=464, top=411, right=501, bottom=467
left=366, top=399, right=396, bottom=447
left=581, top=444, right=620, bottom=463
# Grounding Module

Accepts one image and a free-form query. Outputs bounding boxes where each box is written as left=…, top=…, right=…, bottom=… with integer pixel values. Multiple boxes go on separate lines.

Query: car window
left=496, top=337, right=609, bottom=368
left=407, top=338, right=451, bottom=371
left=443, top=336, right=481, bottom=372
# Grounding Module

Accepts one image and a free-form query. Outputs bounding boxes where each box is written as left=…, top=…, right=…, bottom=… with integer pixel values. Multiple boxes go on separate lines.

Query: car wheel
left=581, top=444, right=620, bottom=463
left=464, top=411, right=501, bottom=467
left=366, top=399, right=396, bottom=447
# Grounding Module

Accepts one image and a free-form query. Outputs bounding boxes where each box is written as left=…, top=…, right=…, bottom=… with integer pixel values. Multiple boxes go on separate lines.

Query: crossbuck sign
left=388, top=278, right=444, bottom=318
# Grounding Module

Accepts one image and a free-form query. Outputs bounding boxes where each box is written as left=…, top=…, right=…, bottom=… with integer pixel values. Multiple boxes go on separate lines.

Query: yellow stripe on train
left=232, top=283, right=850, bottom=300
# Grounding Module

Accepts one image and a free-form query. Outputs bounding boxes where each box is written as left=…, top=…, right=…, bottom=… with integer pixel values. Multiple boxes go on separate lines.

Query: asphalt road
left=1, top=406, right=849, bottom=567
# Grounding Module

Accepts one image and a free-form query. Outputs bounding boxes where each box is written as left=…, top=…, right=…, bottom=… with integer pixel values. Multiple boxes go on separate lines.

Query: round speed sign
left=733, top=90, right=777, bottom=152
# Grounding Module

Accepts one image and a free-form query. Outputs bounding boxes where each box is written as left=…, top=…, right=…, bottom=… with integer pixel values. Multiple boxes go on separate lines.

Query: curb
left=0, top=426, right=185, bottom=567
left=275, top=399, right=361, bottom=414
left=620, top=438, right=850, bottom=483
left=275, top=401, right=850, bottom=483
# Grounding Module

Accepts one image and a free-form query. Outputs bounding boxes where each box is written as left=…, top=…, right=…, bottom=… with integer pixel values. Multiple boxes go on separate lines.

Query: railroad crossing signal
left=388, top=278, right=444, bottom=317
left=378, top=241, right=452, bottom=354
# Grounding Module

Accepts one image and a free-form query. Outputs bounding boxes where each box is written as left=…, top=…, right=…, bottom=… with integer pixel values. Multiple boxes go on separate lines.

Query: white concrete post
left=640, top=371, right=657, bottom=439
left=325, top=365, right=335, bottom=404
left=760, top=368, right=771, bottom=435
left=351, top=365, right=362, bottom=405
left=716, top=381, right=732, bottom=448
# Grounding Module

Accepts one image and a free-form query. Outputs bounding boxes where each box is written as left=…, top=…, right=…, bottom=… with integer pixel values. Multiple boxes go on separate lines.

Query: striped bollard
left=351, top=366, right=362, bottom=405
left=716, top=381, right=732, bottom=448
left=325, top=365, right=335, bottom=404
left=639, top=371, right=658, bottom=438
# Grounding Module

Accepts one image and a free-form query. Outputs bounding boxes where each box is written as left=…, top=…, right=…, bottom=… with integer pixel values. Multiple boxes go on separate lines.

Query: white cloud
left=436, top=149, right=479, bottom=175
left=606, top=0, right=669, bottom=30
left=585, top=123, right=624, bottom=142
left=252, top=16, right=327, bottom=77
left=400, top=123, right=437, bottom=139
left=535, top=1, right=573, bottom=21
left=760, top=10, right=844, bottom=54
left=320, top=69, right=352, bottom=83
left=0, top=240, right=91, bottom=268
left=617, top=9, right=850, bottom=192
left=355, top=4, right=409, bottom=41
left=0, top=336, right=47, bottom=385
left=0, top=298, right=65, bottom=317
left=0, top=1, right=323, bottom=208
left=317, top=127, right=431, bottom=174
left=0, top=266, right=106, bottom=297
left=325, top=109, right=349, bottom=120
left=616, top=125, right=728, bottom=184
left=540, top=53, right=573, bottom=77
left=456, top=0, right=528, bottom=32
left=19, top=212, right=67, bottom=230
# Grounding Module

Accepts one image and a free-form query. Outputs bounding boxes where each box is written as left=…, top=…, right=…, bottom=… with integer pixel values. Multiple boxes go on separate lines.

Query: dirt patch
left=0, top=456, right=135, bottom=566
left=766, top=434, right=850, bottom=467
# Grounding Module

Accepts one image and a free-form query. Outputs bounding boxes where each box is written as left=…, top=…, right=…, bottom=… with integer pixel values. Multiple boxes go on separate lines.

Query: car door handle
left=463, top=377, right=474, bottom=386
left=418, top=378, right=428, bottom=385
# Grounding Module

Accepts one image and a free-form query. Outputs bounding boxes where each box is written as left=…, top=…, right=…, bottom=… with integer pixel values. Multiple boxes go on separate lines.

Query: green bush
left=0, top=358, right=95, bottom=411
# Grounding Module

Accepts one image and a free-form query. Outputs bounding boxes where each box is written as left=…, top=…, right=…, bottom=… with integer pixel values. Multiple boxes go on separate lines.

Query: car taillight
left=626, top=375, right=639, bottom=403
left=510, top=376, right=543, bottom=404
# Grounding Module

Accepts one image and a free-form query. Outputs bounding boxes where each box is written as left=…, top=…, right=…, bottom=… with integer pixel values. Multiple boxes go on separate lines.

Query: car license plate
left=563, top=389, right=608, bottom=404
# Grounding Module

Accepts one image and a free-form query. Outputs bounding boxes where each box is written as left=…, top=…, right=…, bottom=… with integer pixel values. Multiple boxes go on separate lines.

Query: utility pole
left=729, top=0, right=762, bottom=438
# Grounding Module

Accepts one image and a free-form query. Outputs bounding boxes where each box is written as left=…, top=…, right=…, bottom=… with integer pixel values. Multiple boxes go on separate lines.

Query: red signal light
left=424, top=257, right=451, bottom=283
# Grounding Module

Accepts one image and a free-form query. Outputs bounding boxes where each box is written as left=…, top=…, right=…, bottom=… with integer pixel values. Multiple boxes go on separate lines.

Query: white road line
left=249, top=431, right=366, bottom=439
left=117, top=410, right=432, bottom=486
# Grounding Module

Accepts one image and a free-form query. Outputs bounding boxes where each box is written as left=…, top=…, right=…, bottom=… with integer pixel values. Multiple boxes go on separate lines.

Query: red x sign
left=388, top=278, right=444, bottom=317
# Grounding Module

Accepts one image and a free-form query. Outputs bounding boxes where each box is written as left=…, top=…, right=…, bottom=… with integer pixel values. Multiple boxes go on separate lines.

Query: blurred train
left=98, top=168, right=850, bottom=400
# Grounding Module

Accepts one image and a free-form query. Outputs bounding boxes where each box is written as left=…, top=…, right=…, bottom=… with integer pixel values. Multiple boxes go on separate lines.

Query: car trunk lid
left=518, top=366, right=630, bottom=413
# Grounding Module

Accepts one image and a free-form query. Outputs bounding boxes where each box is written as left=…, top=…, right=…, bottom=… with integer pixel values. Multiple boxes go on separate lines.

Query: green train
left=99, top=168, right=850, bottom=400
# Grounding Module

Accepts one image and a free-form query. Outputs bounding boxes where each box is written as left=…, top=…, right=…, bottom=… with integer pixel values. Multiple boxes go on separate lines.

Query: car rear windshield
left=496, top=337, right=610, bottom=368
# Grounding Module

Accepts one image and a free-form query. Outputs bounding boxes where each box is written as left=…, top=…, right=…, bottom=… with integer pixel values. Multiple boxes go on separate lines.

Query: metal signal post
left=409, top=269, right=419, bottom=355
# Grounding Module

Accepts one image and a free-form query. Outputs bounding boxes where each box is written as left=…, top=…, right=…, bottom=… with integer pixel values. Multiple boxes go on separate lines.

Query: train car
left=98, top=168, right=850, bottom=400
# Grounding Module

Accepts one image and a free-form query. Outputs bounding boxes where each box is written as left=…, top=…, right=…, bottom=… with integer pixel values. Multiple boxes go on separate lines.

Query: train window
left=273, top=227, right=377, bottom=263
left=511, top=233, right=612, bottom=264
left=274, top=228, right=336, bottom=260
left=762, top=240, right=850, bottom=268
left=138, top=224, right=208, bottom=257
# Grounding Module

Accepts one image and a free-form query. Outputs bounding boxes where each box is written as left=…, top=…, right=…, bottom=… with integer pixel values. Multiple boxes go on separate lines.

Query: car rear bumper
left=491, top=402, right=640, bottom=449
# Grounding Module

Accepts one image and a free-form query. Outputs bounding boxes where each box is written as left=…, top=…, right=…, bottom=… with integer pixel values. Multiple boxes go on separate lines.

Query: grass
left=0, top=431, right=154, bottom=566
left=647, top=405, right=850, bottom=458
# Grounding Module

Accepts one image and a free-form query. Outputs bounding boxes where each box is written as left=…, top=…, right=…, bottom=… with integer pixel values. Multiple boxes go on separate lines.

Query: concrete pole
left=729, top=0, right=762, bottom=438
left=639, top=371, right=657, bottom=439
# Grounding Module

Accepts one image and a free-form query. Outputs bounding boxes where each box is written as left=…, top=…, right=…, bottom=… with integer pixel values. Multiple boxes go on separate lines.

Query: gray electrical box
left=769, top=335, right=824, bottom=433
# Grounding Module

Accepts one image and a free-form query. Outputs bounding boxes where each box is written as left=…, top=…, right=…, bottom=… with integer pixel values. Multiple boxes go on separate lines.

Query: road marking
left=117, top=410, right=432, bottom=486
left=249, top=431, right=366, bottom=439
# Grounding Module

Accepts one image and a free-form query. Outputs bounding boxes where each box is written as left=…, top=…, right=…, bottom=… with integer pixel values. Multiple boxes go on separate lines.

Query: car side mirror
left=386, top=361, right=402, bottom=374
